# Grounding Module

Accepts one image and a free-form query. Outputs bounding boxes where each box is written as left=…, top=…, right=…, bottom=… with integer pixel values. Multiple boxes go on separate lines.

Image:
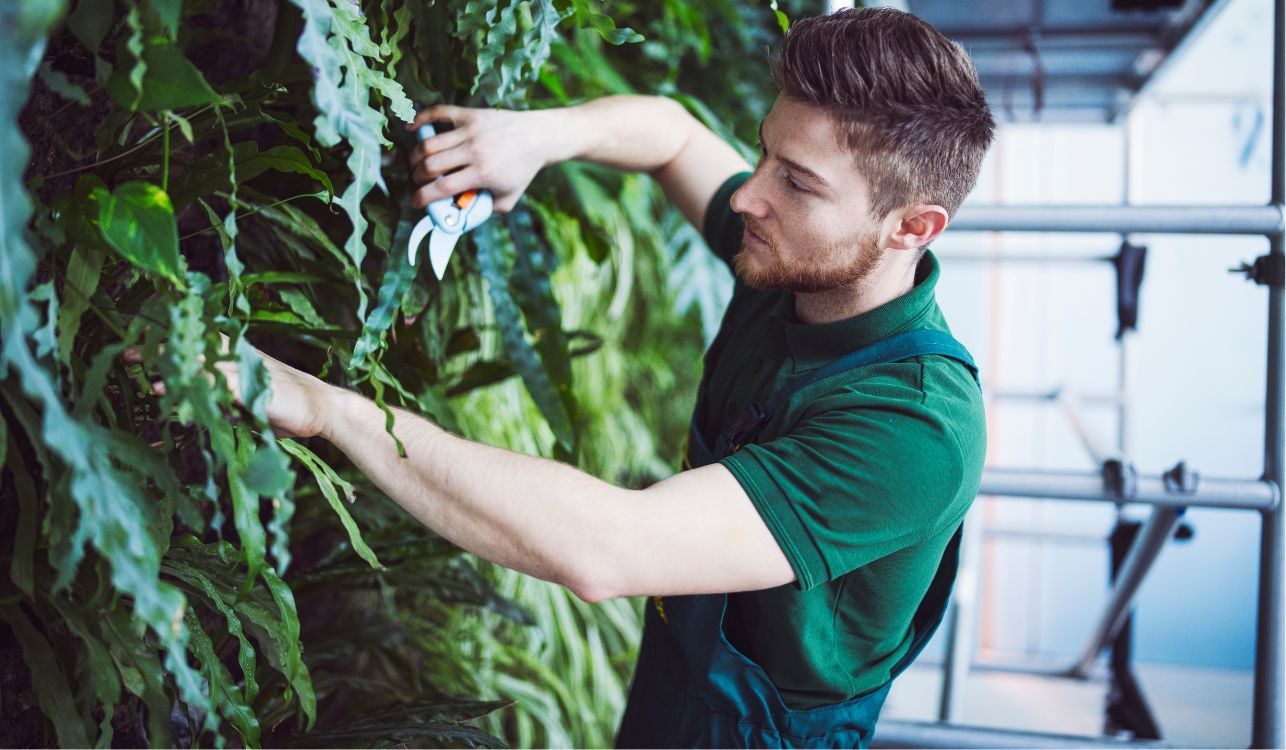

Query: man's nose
left=729, top=173, right=769, bottom=218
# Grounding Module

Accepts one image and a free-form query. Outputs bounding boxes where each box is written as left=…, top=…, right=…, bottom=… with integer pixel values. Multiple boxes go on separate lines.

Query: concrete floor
left=881, top=659, right=1255, bottom=747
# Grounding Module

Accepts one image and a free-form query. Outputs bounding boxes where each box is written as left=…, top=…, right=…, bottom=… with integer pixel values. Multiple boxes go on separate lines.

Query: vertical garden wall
left=0, top=0, right=794, bottom=746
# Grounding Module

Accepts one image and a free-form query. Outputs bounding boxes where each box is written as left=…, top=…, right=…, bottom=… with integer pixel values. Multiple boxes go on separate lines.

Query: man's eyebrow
left=758, top=120, right=830, bottom=188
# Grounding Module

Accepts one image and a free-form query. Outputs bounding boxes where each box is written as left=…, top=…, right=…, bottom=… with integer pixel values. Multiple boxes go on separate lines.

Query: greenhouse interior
left=1, top=0, right=1281, bottom=748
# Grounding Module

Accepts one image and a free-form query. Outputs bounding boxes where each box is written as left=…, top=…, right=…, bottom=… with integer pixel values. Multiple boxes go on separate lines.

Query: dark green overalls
left=617, top=329, right=980, bottom=749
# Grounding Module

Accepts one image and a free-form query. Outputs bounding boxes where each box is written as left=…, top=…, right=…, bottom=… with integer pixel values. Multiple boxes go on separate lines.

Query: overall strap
left=718, top=329, right=980, bottom=457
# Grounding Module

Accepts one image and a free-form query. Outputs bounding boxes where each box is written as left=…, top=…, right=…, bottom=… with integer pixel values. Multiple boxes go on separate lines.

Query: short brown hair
left=771, top=7, right=994, bottom=219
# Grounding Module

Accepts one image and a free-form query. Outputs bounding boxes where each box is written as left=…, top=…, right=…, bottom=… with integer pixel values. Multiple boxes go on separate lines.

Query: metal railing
left=906, top=2, right=1285, bottom=745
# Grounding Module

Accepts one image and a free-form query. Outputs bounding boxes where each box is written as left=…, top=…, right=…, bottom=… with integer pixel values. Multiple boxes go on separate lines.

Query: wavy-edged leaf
left=162, top=541, right=260, bottom=706
left=289, top=0, right=392, bottom=283
left=279, top=438, right=383, bottom=569
left=37, top=60, right=90, bottom=105
left=260, top=566, right=316, bottom=729
left=184, top=608, right=262, bottom=747
left=475, top=221, right=575, bottom=451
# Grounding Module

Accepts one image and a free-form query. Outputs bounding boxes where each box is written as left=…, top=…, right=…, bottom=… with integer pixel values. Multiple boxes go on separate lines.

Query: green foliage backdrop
left=0, top=0, right=798, bottom=745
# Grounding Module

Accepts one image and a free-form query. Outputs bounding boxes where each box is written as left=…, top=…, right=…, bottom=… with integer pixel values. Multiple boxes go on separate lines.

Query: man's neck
left=793, top=256, right=919, bottom=325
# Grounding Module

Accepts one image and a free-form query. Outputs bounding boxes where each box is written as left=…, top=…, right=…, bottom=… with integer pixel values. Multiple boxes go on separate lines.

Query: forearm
left=319, top=387, right=626, bottom=597
left=538, top=95, right=698, bottom=174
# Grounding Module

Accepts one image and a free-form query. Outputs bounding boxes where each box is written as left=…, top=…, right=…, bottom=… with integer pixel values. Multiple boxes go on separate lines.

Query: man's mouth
left=742, top=223, right=769, bottom=247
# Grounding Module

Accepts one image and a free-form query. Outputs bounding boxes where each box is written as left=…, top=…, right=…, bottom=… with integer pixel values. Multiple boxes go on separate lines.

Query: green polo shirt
left=697, top=172, right=986, bottom=709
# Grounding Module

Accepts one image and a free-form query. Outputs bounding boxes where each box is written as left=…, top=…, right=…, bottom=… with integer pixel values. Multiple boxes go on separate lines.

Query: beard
left=732, top=218, right=883, bottom=294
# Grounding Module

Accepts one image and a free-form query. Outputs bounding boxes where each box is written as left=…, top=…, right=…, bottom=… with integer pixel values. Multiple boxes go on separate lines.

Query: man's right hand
left=406, top=104, right=549, bottom=213
left=406, top=96, right=750, bottom=229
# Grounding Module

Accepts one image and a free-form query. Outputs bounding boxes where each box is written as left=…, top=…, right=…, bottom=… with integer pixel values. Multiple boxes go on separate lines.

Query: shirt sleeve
left=719, top=381, right=970, bottom=591
left=702, top=171, right=752, bottom=268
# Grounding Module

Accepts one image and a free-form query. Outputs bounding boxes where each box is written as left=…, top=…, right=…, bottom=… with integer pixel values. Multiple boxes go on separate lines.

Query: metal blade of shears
left=428, top=226, right=461, bottom=281
left=407, top=215, right=435, bottom=266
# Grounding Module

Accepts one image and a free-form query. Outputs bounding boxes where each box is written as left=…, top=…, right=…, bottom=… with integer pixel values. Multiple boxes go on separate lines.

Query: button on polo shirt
left=696, top=172, right=986, bottom=709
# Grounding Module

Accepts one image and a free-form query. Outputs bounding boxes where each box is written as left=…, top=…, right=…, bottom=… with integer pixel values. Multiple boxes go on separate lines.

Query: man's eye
left=783, top=173, right=808, bottom=193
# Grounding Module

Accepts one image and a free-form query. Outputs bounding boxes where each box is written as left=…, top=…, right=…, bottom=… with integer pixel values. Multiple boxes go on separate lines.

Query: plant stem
left=162, top=111, right=171, bottom=193
left=178, top=192, right=326, bottom=242
left=38, top=104, right=215, bottom=182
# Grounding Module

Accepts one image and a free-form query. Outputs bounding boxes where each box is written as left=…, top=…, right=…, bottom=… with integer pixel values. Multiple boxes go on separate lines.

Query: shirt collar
left=773, top=250, right=942, bottom=373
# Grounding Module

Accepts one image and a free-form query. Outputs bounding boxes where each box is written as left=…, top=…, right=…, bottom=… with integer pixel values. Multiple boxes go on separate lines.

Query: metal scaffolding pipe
left=1253, top=2, right=1285, bottom=745
left=980, top=468, right=1280, bottom=511
left=1069, top=506, right=1185, bottom=678
left=950, top=203, right=1285, bottom=236
left=872, top=719, right=1175, bottom=749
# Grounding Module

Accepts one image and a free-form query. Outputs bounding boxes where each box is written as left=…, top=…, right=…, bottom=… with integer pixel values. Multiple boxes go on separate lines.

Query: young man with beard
left=157, top=7, right=995, bottom=747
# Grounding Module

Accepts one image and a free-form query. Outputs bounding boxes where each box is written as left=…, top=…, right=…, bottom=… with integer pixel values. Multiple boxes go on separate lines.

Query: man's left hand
left=124, top=334, right=334, bottom=440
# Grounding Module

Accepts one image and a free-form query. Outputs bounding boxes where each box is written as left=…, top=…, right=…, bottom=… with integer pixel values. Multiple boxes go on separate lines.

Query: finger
left=408, top=128, right=468, bottom=165
left=150, top=380, right=167, bottom=396
left=412, top=167, right=482, bottom=210
left=411, top=145, right=474, bottom=186
left=406, top=104, right=472, bottom=130
left=122, top=345, right=145, bottom=364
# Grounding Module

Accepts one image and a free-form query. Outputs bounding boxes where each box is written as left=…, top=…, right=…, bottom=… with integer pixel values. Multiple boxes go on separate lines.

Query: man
left=170, top=7, right=994, bottom=747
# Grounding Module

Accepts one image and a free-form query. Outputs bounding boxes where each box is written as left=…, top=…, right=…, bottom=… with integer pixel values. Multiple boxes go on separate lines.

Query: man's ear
left=882, top=204, right=949, bottom=251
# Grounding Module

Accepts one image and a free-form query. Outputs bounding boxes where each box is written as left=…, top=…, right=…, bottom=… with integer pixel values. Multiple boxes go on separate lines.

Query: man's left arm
left=319, top=382, right=796, bottom=602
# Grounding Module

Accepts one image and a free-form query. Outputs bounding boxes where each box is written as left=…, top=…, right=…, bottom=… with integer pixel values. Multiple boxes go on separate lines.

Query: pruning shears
left=408, top=122, right=494, bottom=279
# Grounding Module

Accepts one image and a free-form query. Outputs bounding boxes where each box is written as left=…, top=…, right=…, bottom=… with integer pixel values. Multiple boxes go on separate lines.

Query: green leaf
left=146, top=0, right=181, bottom=37
left=93, top=181, right=185, bottom=289
left=168, top=548, right=261, bottom=705
left=349, top=199, right=418, bottom=369
left=235, top=143, right=334, bottom=200
left=242, top=444, right=296, bottom=498
left=260, top=567, right=316, bottom=729
left=168, top=110, right=194, bottom=143
left=106, top=36, right=220, bottom=112
left=57, top=243, right=105, bottom=365
left=184, top=609, right=262, bottom=746
left=0, top=605, right=93, bottom=748
left=67, top=0, right=113, bottom=54
left=768, top=0, right=790, bottom=34
left=585, top=12, right=643, bottom=44
left=276, top=288, right=328, bottom=328
left=229, top=422, right=270, bottom=581
left=279, top=438, right=383, bottom=570
left=45, top=597, right=122, bottom=747
left=100, top=608, right=175, bottom=745
left=4, top=446, right=37, bottom=596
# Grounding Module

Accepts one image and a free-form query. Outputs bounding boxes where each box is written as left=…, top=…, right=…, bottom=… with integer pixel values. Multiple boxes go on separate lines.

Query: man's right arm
left=407, top=95, right=750, bottom=229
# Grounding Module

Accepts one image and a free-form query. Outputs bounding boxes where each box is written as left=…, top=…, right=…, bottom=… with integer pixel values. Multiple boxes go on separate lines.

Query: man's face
left=729, top=96, right=884, bottom=293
